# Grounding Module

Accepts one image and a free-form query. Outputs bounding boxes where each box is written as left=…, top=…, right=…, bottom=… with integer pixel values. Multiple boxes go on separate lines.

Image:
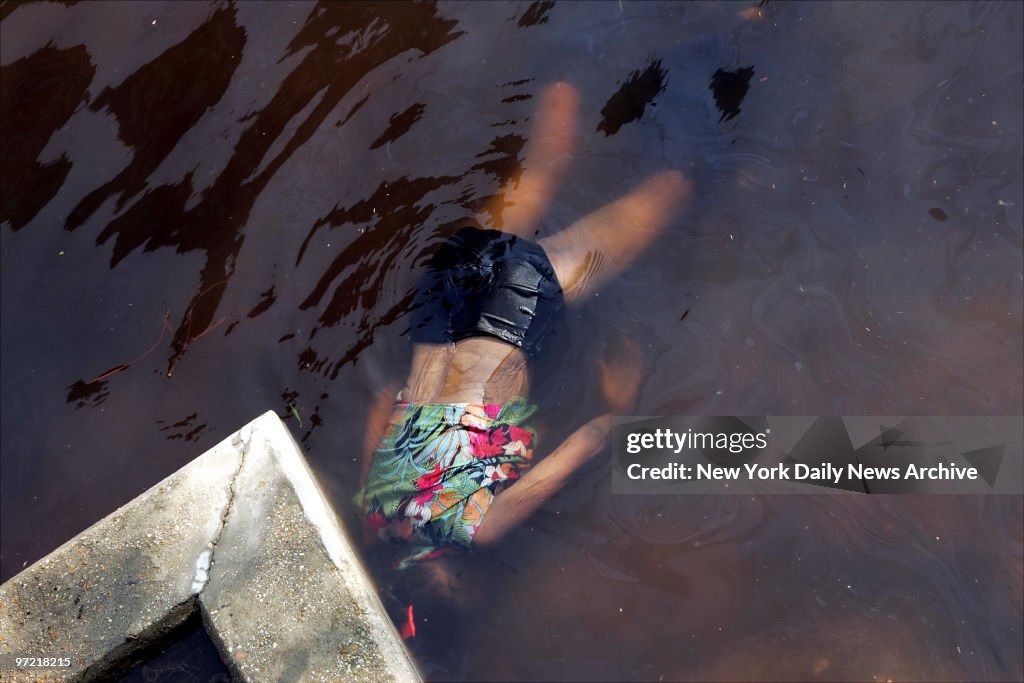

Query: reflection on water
left=1, top=1, right=1021, bottom=681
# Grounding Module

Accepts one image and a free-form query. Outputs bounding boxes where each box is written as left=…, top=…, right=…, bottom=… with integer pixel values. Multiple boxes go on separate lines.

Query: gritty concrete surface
left=0, top=411, right=419, bottom=683
left=0, top=427, right=241, bottom=681
left=201, top=413, right=419, bottom=683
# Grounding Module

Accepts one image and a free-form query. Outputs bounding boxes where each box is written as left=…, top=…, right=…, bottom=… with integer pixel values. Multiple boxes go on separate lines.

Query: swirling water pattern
left=1, top=2, right=1021, bottom=681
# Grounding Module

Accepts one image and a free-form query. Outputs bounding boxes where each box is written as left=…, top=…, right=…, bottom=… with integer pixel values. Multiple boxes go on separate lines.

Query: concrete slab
left=0, top=412, right=419, bottom=683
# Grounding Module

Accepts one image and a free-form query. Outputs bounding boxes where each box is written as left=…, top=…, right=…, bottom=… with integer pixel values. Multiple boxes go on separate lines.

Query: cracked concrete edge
left=191, top=423, right=253, bottom=595
left=1, top=412, right=420, bottom=683
left=196, top=412, right=420, bottom=682
left=231, top=412, right=419, bottom=681
left=0, top=423, right=243, bottom=682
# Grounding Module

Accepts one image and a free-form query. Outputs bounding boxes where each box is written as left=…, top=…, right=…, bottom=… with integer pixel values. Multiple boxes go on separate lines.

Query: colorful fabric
left=356, top=398, right=537, bottom=568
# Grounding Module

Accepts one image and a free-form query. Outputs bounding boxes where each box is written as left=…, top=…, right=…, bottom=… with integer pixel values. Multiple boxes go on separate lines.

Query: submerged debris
left=401, top=604, right=416, bottom=639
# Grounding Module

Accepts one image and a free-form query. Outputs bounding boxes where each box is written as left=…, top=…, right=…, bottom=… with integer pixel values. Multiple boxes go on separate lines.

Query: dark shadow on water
left=64, top=5, right=246, bottom=233
left=709, top=66, right=754, bottom=122
left=118, top=611, right=230, bottom=683
left=597, top=57, right=668, bottom=136
left=2, top=0, right=1021, bottom=680
left=0, top=43, right=94, bottom=229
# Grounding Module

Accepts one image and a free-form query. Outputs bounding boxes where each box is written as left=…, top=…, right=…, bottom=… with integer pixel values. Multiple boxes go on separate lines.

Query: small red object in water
left=401, top=604, right=416, bottom=639
left=88, top=364, right=130, bottom=384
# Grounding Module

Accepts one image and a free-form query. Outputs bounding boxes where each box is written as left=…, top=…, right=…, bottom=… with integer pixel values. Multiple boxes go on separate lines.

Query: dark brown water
left=2, top=1, right=1021, bottom=681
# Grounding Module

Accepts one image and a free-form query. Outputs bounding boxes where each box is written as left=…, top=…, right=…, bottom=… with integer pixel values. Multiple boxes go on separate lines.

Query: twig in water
left=87, top=311, right=172, bottom=384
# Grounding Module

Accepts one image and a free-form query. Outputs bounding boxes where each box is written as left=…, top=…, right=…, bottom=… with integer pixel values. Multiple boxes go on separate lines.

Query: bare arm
left=540, top=170, right=691, bottom=304
left=483, top=82, right=579, bottom=238
left=360, top=381, right=399, bottom=491
left=473, top=336, right=643, bottom=546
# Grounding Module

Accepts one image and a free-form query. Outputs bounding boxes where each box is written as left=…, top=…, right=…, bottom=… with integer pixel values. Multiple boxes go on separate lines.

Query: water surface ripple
left=1, top=2, right=1021, bottom=681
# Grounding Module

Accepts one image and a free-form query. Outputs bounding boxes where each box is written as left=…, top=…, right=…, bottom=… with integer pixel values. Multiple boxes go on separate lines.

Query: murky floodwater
left=2, top=1, right=1021, bottom=681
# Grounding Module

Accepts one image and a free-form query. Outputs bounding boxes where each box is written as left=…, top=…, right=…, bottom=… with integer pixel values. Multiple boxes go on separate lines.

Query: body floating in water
left=356, top=82, right=691, bottom=567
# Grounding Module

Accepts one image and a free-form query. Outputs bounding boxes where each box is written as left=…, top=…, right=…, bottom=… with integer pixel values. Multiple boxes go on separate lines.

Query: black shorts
left=409, top=226, right=564, bottom=354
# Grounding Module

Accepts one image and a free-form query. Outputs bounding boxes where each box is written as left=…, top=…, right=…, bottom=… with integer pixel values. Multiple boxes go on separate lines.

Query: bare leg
left=360, top=380, right=400, bottom=489
left=539, top=170, right=691, bottom=303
